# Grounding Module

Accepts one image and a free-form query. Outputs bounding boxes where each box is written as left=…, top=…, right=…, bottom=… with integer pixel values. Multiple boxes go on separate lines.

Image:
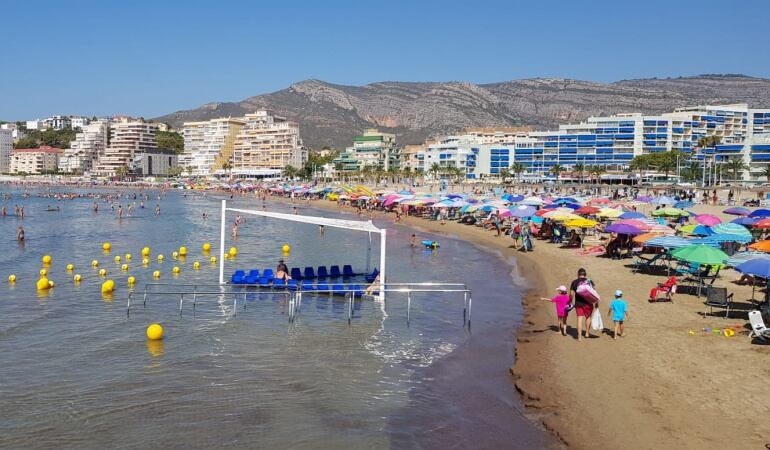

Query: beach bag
left=590, top=308, right=604, bottom=331
left=576, top=280, right=600, bottom=304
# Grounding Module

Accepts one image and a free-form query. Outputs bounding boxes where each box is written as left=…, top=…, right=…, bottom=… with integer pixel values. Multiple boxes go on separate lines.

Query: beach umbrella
left=726, top=251, right=770, bottom=267
left=674, top=201, right=694, bottom=209
left=652, top=207, right=689, bottom=217
left=552, top=197, right=578, bottom=204
left=530, top=216, right=544, bottom=224
left=636, top=195, right=653, bottom=203
left=646, top=236, right=695, bottom=249
left=679, top=224, right=713, bottom=236
left=723, top=206, right=750, bottom=216
left=507, top=194, right=525, bottom=202
left=605, top=223, right=643, bottom=235
left=752, top=218, right=770, bottom=229
left=564, top=218, right=598, bottom=228
left=712, top=223, right=751, bottom=237
left=548, top=212, right=582, bottom=222
left=588, top=198, right=611, bottom=205
left=459, top=204, right=474, bottom=214
left=575, top=206, right=601, bottom=215
left=521, top=196, right=544, bottom=206
left=694, top=214, right=722, bottom=226
left=651, top=196, right=676, bottom=205
left=749, top=209, right=770, bottom=218
left=731, top=217, right=758, bottom=226
left=509, top=205, right=537, bottom=218
left=698, top=233, right=752, bottom=245
left=633, top=232, right=665, bottom=244
left=735, top=259, right=770, bottom=279
left=619, top=211, right=646, bottom=219
left=671, top=245, right=728, bottom=266
left=748, top=240, right=770, bottom=252
left=597, top=208, right=623, bottom=218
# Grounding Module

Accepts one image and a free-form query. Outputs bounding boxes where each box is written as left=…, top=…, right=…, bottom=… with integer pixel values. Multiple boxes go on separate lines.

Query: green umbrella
left=652, top=207, right=690, bottom=217
left=671, top=244, right=728, bottom=266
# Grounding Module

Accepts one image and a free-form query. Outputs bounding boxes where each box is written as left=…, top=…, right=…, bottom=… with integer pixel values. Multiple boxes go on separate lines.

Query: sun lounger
left=704, top=287, right=734, bottom=318
left=748, top=310, right=770, bottom=341
left=330, top=265, right=341, bottom=278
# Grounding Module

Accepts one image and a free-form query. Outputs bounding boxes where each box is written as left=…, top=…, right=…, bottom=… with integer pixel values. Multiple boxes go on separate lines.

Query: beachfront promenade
left=265, top=183, right=770, bottom=449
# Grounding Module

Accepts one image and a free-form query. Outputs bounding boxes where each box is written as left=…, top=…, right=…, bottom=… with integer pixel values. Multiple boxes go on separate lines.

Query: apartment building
left=9, top=146, right=63, bottom=174
left=59, top=120, right=109, bottom=173
left=131, top=149, right=179, bottom=177
left=232, top=110, right=306, bottom=174
left=0, top=129, right=12, bottom=173
left=92, top=118, right=158, bottom=176
left=70, top=116, right=91, bottom=130
left=333, top=129, right=399, bottom=171
left=181, top=117, right=245, bottom=176
left=43, top=115, right=71, bottom=130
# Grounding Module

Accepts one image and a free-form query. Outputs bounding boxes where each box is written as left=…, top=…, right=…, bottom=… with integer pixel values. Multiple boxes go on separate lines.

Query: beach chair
left=748, top=310, right=770, bottom=341
left=290, top=267, right=302, bottom=280
left=303, top=267, right=316, bottom=279
left=330, top=265, right=341, bottom=278
left=704, top=287, right=734, bottom=318
left=263, top=269, right=274, bottom=280
left=317, top=266, right=329, bottom=280
left=301, top=280, right=315, bottom=291
left=649, top=276, right=677, bottom=302
left=231, top=270, right=246, bottom=284
left=342, top=265, right=354, bottom=278
left=365, top=268, right=379, bottom=283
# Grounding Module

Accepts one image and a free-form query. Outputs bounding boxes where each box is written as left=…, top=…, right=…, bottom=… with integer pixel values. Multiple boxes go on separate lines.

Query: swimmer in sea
left=155, top=204, right=160, bottom=215
left=410, top=234, right=416, bottom=247
left=93, top=202, right=98, bottom=212
left=118, top=205, right=123, bottom=219
left=17, top=226, right=24, bottom=242
left=319, top=225, right=325, bottom=236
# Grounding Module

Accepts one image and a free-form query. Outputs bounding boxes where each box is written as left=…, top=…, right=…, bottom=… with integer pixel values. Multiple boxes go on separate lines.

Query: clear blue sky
left=2, top=0, right=769, bottom=120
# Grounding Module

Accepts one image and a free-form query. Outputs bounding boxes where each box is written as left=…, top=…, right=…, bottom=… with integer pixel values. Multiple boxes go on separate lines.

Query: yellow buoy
left=125, top=253, right=132, bottom=261
left=193, top=261, right=200, bottom=270
left=66, top=264, right=74, bottom=271
left=42, top=255, right=52, bottom=264
left=142, top=258, right=150, bottom=265
left=172, top=251, right=179, bottom=259
left=210, top=256, right=217, bottom=263
left=179, top=246, right=188, bottom=256
left=39, top=268, right=47, bottom=277
left=141, top=246, right=151, bottom=257
left=157, top=254, right=164, bottom=262
left=172, top=266, right=180, bottom=274
left=48, top=280, right=55, bottom=288
left=102, top=242, right=111, bottom=251
left=101, top=279, right=115, bottom=293
left=91, top=260, right=99, bottom=268
left=98, top=269, right=107, bottom=277
left=73, top=274, right=82, bottom=282
left=8, top=274, right=16, bottom=283
left=127, top=275, right=136, bottom=285
left=228, top=247, right=237, bottom=257
left=114, top=256, right=121, bottom=263
left=282, top=244, right=291, bottom=253
left=153, top=270, right=160, bottom=278
left=121, top=264, right=129, bottom=271
left=146, top=323, right=164, bottom=340
left=202, top=243, right=211, bottom=252
left=36, top=277, right=50, bottom=290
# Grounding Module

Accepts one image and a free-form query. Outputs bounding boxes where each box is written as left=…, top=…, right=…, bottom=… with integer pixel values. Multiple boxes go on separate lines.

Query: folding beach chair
left=704, top=287, right=734, bottom=318
left=748, top=310, right=770, bottom=341
left=649, top=276, right=677, bottom=302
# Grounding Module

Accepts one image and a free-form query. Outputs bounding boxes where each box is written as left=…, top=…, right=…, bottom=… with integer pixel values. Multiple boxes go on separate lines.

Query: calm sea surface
left=0, top=187, right=556, bottom=449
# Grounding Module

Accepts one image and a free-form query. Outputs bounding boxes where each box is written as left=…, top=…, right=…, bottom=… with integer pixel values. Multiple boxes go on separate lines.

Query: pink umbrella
left=615, top=219, right=652, bottom=231
left=695, top=214, right=722, bottom=226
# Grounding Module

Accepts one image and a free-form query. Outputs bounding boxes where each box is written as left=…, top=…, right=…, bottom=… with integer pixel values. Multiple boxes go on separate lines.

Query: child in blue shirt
left=608, top=290, right=629, bottom=340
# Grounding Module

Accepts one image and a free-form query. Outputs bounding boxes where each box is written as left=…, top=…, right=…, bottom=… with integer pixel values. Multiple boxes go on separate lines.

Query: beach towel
left=576, top=281, right=600, bottom=304
left=590, top=308, right=604, bottom=331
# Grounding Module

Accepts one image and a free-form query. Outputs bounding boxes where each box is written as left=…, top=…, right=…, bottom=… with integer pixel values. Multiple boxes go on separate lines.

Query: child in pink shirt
left=541, top=285, right=570, bottom=336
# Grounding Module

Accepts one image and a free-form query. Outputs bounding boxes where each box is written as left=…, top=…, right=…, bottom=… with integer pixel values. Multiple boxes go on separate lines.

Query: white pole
left=219, top=199, right=226, bottom=285
left=379, top=229, right=386, bottom=301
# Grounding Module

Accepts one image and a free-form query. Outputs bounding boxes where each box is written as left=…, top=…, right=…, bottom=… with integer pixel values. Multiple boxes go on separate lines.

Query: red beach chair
left=649, top=276, right=677, bottom=302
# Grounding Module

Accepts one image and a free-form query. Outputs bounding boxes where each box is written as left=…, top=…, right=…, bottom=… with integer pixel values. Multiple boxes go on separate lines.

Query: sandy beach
left=301, top=194, right=770, bottom=449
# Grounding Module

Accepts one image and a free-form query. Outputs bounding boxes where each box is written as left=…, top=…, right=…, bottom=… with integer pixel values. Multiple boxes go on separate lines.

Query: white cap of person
left=615, top=289, right=623, bottom=297
left=557, top=285, right=567, bottom=292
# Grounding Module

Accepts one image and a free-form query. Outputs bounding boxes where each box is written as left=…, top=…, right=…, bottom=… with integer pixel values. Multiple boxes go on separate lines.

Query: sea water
left=0, top=188, right=556, bottom=449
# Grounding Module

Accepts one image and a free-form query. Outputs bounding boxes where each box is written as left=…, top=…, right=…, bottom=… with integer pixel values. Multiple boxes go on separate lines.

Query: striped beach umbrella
left=726, top=251, right=770, bottom=267
left=646, top=236, right=695, bottom=249
left=712, top=222, right=751, bottom=237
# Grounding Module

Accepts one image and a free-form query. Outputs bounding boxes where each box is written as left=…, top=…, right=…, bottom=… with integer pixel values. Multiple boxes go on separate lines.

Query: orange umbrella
left=748, top=240, right=770, bottom=252
left=633, top=232, right=665, bottom=244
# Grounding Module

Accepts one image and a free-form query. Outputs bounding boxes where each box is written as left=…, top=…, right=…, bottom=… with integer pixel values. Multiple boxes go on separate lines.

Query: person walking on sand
left=541, top=285, right=570, bottom=336
left=569, top=268, right=598, bottom=341
left=608, top=290, right=629, bottom=339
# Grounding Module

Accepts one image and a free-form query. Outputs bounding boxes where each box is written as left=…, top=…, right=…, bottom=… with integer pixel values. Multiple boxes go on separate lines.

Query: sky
left=2, top=0, right=769, bottom=119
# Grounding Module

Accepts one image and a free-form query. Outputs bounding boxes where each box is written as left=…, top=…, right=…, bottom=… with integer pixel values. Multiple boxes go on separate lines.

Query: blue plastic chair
left=263, top=269, right=274, bottom=280
left=351, top=284, right=364, bottom=296
left=273, top=278, right=286, bottom=289
left=317, top=282, right=329, bottom=292
left=317, top=266, right=329, bottom=280
left=258, top=277, right=270, bottom=287
left=365, top=268, right=379, bottom=283
left=287, top=279, right=298, bottom=290
left=330, top=265, right=341, bottom=278
left=303, top=267, right=315, bottom=279
left=231, top=270, right=246, bottom=284
left=301, top=280, right=315, bottom=291
left=290, top=268, right=302, bottom=280
left=245, top=269, right=260, bottom=284
left=342, top=265, right=354, bottom=277
left=332, top=283, right=345, bottom=294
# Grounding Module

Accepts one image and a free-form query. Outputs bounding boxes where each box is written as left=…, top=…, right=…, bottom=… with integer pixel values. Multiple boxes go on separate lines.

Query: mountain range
left=154, top=74, right=770, bottom=150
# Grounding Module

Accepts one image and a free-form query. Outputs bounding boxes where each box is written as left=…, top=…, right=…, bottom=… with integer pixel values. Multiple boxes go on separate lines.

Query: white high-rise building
left=70, top=116, right=91, bottom=130
left=43, top=115, right=71, bottom=130
left=232, top=110, right=306, bottom=175
left=26, top=120, right=43, bottom=130
left=59, top=120, right=109, bottom=174
left=93, top=118, right=158, bottom=176
left=182, top=117, right=245, bottom=176
left=0, top=129, right=13, bottom=173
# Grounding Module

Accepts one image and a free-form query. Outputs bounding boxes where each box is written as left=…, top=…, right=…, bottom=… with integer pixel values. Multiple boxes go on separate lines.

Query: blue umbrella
left=713, top=222, right=752, bottom=236
left=652, top=196, right=676, bottom=205
left=690, top=225, right=714, bottom=236
left=620, top=211, right=646, bottom=219
left=749, top=209, right=770, bottom=218
left=731, top=217, right=758, bottom=226
left=727, top=251, right=770, bottom=267
left=509, top=205, right=537, bottom=218
left=509, top=194, right=524, bottom=202
left=552, top=197, right=578, bottom=204
left=646, top=236, right=694, bottom=249
left=735, top=258, right=770, bottom=278
left=697, top=233, right=752, bottom=245
left=674, top=201, right=694, bottom=209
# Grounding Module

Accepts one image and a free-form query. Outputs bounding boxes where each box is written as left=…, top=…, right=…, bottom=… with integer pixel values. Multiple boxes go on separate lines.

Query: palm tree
left=590, top=165, right=606, bottom=184
left=429, top=162, right=442, bottom=180
left=550, top=164, right=564, bottom=180
left=115, top=165, right=129, bottom=180
left=282, top=165, right=298, bottom=180
left=511, top=162, right=526, bottom=182
left=723, top=158, right=748, bottom=182
left=221, top=162, right=232, bottom=180
left=573, top=163, right=585, bottom=184
left=762, top=166, right=770, bottom=183
left=498, top=168, right=511, bottom=182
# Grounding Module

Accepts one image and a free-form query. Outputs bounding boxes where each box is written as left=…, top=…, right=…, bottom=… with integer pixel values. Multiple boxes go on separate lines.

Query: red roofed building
left=10, top=146, right=64, bottom=174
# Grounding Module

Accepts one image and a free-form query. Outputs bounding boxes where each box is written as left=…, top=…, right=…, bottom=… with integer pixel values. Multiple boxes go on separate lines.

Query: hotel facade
left=59, top=120, right=109, bottom=173
left=333, top=129, right=399, bottom=172
left=181, top=117, right=245, bottom=176
left=92, top=118, right=159, bottom=176
left=231, top=110, right=306, bottom=176
left=9, top=146, right=64, bottom=174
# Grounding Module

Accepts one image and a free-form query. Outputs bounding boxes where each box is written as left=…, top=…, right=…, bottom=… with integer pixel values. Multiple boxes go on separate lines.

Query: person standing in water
left=118, top=205, right=123, bottom=219
left=155, top=204, right=160, bottom=215
left=17, top=226, right=24, bottom=242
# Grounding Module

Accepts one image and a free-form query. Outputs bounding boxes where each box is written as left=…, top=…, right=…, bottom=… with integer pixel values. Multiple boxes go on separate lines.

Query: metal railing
left=128, top=281, right=473, bottom=327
